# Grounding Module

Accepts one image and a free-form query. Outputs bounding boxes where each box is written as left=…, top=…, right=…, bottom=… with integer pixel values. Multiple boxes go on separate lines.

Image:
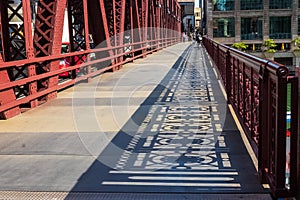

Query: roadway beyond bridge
left=0, top=42, right=273, bottom=199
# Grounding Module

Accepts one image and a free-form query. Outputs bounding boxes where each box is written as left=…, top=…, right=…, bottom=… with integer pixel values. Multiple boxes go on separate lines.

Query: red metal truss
left=0, top=0, right=32, bottom=118
left=0, top=0, right=181, bottom=119
left=1, top=1, right=28, bottom=100
left=99, top=0, right=126, bottom=71
left=23, top=0, right=38, bottom=108
left=67, top=0, right=89, bottom=77
left=34, top=0, right=67, bottom=101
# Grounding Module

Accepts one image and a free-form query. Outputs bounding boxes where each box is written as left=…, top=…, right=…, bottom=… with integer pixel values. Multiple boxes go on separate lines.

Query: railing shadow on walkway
left=65, top=44, right=271, bottom=199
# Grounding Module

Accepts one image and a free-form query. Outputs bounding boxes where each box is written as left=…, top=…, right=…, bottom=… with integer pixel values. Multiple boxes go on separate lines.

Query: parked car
left=59, top=42, right=86, bottom=77
left=59, top=43, right=70, bottom=77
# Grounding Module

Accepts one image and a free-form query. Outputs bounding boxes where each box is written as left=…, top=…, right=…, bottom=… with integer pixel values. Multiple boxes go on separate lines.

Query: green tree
left=263, top=39, right=277, bottom=53
left=292, top=37, right=300, bottom=51
left=231, top=42, right=248, bottom=51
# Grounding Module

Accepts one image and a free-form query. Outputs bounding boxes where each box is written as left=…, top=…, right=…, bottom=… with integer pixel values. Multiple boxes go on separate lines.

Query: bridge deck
left=0, top=43, right=272, bottom=199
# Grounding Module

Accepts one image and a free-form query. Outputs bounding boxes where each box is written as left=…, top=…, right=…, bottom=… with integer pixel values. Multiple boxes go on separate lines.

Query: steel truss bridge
left=0, top=0, right=181, bottom=119
left=0, top=0, right=299, bottom=199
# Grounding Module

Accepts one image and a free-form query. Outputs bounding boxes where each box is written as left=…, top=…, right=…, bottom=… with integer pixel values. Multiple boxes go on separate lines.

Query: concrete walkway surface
left=0, top=42, right=272, bottom=199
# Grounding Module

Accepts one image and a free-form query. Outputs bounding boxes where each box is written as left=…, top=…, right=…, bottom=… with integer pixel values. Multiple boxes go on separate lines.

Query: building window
left=274, top=43, right=291, bottom=51
left=269, top=0, right=292, bottom=9
left=241, top=17, right=263, bottom=40
left=212, top=0, right=235, bottom=11
left=298, top=16, right=300, bottom=35
left=213, top=18, right=235, bottom=37
left=269, top=16, right=291, bottom=39
left=274, top=57, right=293, bottom=67
left=241, top=0, right=263, bottom=10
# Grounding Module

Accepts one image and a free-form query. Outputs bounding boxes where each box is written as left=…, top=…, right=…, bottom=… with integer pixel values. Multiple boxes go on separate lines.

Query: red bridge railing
left=0, top=0, right=181, bottom=119
left=203, top=36, right=299, bottom=199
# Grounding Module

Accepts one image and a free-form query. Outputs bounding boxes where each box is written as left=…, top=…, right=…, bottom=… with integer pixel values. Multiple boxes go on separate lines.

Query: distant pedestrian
left=195, top=33, right=202, bottom=47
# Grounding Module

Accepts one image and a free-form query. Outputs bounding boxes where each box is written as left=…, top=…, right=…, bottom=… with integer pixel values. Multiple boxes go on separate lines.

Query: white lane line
left=102, top=181, right=241, bottom=187
left=128, top=176, right=235, bottom=181
left=109, top=170, right=238, bottom=175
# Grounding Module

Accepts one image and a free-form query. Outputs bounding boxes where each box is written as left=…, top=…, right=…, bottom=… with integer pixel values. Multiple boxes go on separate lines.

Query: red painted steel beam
left=34, top=0, right=67, bottom=100
left=0, top=0, right=182, bottom=119
left=68, top=0, right=87, bottom=51
left=149, top=0, right=155, bottom=43
left=82, top=0, right=92, bottom=82
left=67, top=0, right=89, bottom=78
left=100, top=0, right=126, bottom=71
left=99, top=0, right=117, bottom=70
left=133, top=0, right=149, bottom=57
left=23, top=0, right=38, bottom=108
left=0, top=1, right=21, bottom=119
left=87, top=0, right=105, bottom=45
left=113, top=0, right=126, bottom=69
left=132, top=0, right=142, bottom=46
left=0, top=1, right=11, bottom=62
left=155, top=0, right=162, bottom=43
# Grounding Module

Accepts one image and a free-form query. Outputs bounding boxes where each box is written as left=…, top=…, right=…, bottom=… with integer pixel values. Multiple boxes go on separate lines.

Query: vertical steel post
left=258, top=65, right=270, bottom=184
left=225, top=50, right=231, bottom=99
left=22, top=0, right=38, bottom=108
left=114, top=0, right=126, bottom=68
left=99, top=0, right=115, bottom=69
left=156, top=0, right=162, bottom=47
left=0, top=1, right=21, bottom=119
left=273, top=68, right=288, bottom=197
left=34, top=0, right=67, bottom=101
left=87, top=0, right=106, bottom=45
left=132, top=0, right=142, bottom=54
left=67, top=0, right=88, bottom=78
left=82, top=0, right=92, bottom=82
left=288, top=77, right=299, bottom=197
left=143, top=0, right=148, bottom=56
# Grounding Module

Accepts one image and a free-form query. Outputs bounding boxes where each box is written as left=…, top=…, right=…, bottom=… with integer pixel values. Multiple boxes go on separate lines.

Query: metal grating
left=0, top=192, right=272, bottom=200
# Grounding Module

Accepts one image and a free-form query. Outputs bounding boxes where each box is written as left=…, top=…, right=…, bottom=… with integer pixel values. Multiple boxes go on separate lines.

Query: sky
left=195, top=1, right=199, bottom=7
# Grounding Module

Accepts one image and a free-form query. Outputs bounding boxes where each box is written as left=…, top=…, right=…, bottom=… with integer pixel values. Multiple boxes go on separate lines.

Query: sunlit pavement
left=0, top=43, right=272, bottom=199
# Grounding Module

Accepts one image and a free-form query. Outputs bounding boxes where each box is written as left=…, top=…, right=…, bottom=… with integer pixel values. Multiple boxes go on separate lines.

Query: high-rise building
left=199, top=0, right=203, bottom=7
left=178, top=0, right=195, bottom=36
left=194, top=7, right=202, bottom=31
left=204, top=0, right=300, bottom=71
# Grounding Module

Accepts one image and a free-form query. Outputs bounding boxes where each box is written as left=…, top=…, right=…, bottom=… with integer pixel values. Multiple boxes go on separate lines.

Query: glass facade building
left=269, top=0, right=292, bottom=9
left=212, top=0, right=235, bottom=11
left=205, top=0, right=300, bottom=67
left=213, top=18, right=235, bottom=37
left=241, top=17, right=263, bottom=40
left=240, top=0, right=263, bottom=10
left=269, top=17, right=291, bottom=39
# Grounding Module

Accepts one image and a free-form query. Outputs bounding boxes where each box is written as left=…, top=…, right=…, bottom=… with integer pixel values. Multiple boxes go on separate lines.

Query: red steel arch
left=0, top=0, right=181, bottom=119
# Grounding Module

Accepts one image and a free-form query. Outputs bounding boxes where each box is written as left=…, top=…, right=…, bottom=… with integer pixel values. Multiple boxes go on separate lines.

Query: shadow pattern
left=67, top=44, right=268, bottom=195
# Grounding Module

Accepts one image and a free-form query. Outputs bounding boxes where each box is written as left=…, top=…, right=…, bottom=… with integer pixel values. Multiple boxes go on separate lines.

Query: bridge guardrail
left=0, top=0, right=182, bottom=119
left=203, top=36, right=299, bottom=199
left=0, top=36, right=181, bottom=119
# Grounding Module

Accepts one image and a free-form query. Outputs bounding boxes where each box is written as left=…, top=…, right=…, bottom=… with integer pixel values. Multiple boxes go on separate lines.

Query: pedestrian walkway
left=0, top=43, right=272, bottom=199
